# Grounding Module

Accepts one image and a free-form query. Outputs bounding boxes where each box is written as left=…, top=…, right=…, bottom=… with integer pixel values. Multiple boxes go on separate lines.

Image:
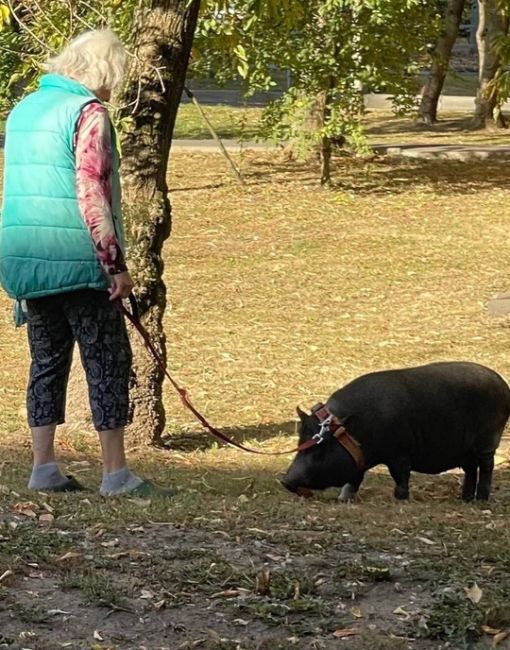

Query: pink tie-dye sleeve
left=75, top=102, right=127, bottom=276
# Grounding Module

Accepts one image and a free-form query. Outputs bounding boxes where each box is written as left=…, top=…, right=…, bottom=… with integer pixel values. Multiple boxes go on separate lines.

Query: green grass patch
left=173, top=103, right=262, bottom=140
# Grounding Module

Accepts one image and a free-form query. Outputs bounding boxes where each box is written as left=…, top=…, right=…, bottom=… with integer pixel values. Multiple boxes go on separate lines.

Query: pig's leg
left=388, top=457, right=411, bottom=500
left=461, top=453, right=477, bottom=502
left=476, top=451, right=495, bottom=501
left=338, top=476, right=363, bottom=503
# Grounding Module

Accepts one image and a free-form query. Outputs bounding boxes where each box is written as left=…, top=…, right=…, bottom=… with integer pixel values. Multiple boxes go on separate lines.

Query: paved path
left=371, top=143, right=510, bottom=161
left=172, top=139, right=272, bottom=152
left=182, top=89, right=510, bottom=112
left=172, top=138, right=510, bottom=161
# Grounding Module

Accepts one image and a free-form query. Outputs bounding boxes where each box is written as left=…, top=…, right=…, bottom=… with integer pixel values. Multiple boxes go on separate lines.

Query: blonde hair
left=47, top=29, right=128, bottom=93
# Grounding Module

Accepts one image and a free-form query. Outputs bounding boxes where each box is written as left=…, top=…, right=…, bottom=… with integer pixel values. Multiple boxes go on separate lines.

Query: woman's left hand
left=109, top=271, right=134, bottom=301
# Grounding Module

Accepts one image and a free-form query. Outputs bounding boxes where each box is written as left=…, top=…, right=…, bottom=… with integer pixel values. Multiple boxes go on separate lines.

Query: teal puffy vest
left=0, top=73, right=125, bottom=301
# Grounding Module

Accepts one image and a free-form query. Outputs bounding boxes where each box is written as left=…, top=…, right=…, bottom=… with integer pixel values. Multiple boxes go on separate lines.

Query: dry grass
left=163, top=150, right=510, bottom=433
left=2, top=151, right=510, bottom=648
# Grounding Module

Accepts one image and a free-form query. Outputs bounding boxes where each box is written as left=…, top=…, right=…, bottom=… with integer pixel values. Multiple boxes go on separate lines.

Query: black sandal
left=48, top=475, right=87, bottom=492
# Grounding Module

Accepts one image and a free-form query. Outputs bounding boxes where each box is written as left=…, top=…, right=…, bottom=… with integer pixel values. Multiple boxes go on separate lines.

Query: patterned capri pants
left=25, top=290, right=132, bottom=432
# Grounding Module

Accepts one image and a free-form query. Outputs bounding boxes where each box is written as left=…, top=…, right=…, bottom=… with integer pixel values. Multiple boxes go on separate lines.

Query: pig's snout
left=280, top=477, right=314, bottom=498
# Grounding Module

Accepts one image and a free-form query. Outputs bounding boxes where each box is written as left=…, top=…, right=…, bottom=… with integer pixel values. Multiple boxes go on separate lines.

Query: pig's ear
left=296, top=406, right=309, bottom=422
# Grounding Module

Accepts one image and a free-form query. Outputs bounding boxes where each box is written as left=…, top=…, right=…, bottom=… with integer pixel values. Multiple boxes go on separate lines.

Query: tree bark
left=474, top=0, right=509, bottom=129
left=418, top=0, right=466, bottom=124
left=319, top=91, right=333, bottom=186
left=119, top=0, right=201, bottom=443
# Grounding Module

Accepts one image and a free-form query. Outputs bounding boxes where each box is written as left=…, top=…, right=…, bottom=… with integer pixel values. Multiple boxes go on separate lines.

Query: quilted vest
left=0, top=73, right=125, bottom=301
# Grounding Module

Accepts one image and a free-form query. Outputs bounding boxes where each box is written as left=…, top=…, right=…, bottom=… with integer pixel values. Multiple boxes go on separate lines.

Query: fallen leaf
left=38, top=513, right=54, bottom=527
left=255, top=567, right=271, bottom=596
left=482, top=625, right=503, bottom=636
left=93, top=630, right=103, bottom=641
left=465, top=582, right=483, bottom=604
left=101, top=539, right=119, bottom=548
left=109, top=549, right=144, bottom=560
left=494, top=631, right=510, bottom=646
left=332, top=628, right=360, bottom=639
left=56, top=551, right=82, bottom=563
left=393, top=606, right=411, bottom=618
left=154, top=599, right=166, bottom=610
left=211, top=589, right=239, bottom=598
left=129, top=498, right=151, bottom=508
left=140, top=589, right=155, bottom=600
left=416, top=536, right=435, bottom=545
left=265, top=553, right=284, bottom=562
left=0, top=569, right=13, bottom=583
left=12, top=502, right=38, bottom=518
left=351, top=606, right=363, bottom=618
left=238, top=494, right=249, bottom=504
left=128, top=525, right=145, bottom=533
left=47, top=609, right=71, bottom=616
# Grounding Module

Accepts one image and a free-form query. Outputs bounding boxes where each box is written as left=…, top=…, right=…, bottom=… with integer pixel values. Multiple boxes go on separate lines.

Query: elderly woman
left=0, top=30, right=173, bottom=497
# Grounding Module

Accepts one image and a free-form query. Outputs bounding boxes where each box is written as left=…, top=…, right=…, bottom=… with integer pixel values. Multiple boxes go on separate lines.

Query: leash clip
left=313, top=414, right=333, bottom=444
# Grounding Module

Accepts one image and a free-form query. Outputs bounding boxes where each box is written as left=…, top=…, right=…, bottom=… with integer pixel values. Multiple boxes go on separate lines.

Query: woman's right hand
left=109, top=271, right=134, bottom=301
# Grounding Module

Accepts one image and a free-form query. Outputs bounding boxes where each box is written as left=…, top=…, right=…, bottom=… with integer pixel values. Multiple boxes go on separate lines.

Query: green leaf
left=237, top=61, right=249, bottom=78
left=0, top=3, right=10, bottom=30
left=234, top=44, right=247, bottom=61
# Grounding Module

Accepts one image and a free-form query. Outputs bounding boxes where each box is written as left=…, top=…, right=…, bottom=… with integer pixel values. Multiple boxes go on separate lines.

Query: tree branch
left=6, top=0, right=53, bottom=53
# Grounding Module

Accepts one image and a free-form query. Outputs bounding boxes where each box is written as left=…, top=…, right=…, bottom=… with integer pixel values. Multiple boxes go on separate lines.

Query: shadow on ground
left=161, top=420, right=297, bottom=452
left=242, top=154, right=510, bottom=196
left=364, top=115, right=480, bottom=137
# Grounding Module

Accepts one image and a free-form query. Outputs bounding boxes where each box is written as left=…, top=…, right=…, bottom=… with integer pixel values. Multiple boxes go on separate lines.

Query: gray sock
left=100, top=466, right=143, bottom=496
left=28, top=462, right=68, bottom=490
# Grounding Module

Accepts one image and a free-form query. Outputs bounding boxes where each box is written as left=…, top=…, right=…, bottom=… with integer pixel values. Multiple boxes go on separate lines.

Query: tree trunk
left=119, top=0, right=201, bottom=443
left=418, top=0, right=466, bottom=124
left=474, top=0, right=509, bottom=129
left=319, top=91, right=333, bottom=186
left=320, top=134, right=332, bottom=186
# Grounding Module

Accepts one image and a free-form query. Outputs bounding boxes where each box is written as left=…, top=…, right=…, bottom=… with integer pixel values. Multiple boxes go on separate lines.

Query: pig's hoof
left=339, top=484, right=357, bottom=503
left=394, top=487, right=409, bottom=501
left=461, top=492, right=475, bottom=502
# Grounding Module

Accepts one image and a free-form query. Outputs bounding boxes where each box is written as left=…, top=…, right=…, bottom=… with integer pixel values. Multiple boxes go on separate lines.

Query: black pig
left=281, top=362, right=510, bottom=502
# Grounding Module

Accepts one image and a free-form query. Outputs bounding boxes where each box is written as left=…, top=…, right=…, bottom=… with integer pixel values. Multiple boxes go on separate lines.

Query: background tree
left=474, top=0, right=510, bottom=127
left=194, top=0, right=440, bottom=184
left=418, top=0, right=467, bottom=124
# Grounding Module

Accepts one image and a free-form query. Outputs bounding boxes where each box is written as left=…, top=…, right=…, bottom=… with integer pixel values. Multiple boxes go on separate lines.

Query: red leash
left=120, top=296, right=320, bottom=456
